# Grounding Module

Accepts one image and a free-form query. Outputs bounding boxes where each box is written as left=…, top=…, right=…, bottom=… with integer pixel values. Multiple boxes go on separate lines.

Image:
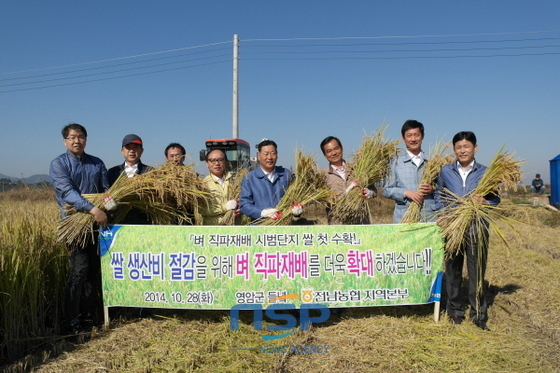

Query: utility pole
left=232, top=34, right=239, bottom=139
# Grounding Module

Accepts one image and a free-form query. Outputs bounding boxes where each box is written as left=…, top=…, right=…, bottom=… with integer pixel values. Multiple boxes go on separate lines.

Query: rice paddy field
left=1, top=187, right=559, bottom=373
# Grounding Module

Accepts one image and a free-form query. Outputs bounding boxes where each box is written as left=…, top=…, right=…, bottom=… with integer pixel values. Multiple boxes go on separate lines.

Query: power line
left=0, top=60, right=230, bottom=93
left=1, top=40, right=232, bottom=75
left=0, top=54, right=230, bottom=88
left=242, top=29, right=560, bottom=42
left=243, top=36, right=560, bottom=48
left=243, top=51, right=560, bottom=61
left=0, top=47, right=231, bottom=83
left=242, top=44, right=560, bottom=56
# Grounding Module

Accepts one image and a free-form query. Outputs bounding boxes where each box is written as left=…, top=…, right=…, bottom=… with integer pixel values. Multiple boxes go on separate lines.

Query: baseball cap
left=122, top=134, right=143, bottom=148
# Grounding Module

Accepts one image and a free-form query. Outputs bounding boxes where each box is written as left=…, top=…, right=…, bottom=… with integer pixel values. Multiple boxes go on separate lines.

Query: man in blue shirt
left=50, top=123, right=109, bottom=334
left=240, top=139, right=291, bottom=220
left=382, top=120, right=436, bottom=223
left=435, top=131, right=500, bottom=331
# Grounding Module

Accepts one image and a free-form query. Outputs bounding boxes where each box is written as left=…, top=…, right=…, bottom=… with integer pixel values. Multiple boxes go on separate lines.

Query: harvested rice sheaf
left=219, top=168, right=249, bottom=226
left=257, top=150, right=333, bottom=226
left=400, top=142, right=455, bottom=224
left=57, top=162, right=209, bottom=247
left=329, top=126, right=399, bottom=225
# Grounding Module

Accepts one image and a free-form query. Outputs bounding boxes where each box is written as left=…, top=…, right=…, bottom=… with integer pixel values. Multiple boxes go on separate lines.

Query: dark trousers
left=445, top=227, right=489, bottom=322
left=65, top=239, right=102, bottom=325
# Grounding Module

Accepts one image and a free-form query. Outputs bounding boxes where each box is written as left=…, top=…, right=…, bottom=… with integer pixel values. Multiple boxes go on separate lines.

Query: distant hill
left=0, top=173, right=51, bottom=184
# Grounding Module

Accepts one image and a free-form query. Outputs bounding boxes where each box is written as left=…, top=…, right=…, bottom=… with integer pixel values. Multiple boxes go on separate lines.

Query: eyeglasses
left=207, top=158, right=226, bottom=164
left=65, top=136, right=87, bottom=142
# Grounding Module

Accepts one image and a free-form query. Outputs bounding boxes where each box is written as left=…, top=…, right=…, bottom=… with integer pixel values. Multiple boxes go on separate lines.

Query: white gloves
left=361, top=188, right=376, bottom=199
left=291, top=203, right=304, bottom=217
left=345, top=180, right=359, bottom=194
left=261, top=208, right=281, bottom=220
left=102, top=194, right=118, bottom=211
left=226, top=199, right=238, bottom=210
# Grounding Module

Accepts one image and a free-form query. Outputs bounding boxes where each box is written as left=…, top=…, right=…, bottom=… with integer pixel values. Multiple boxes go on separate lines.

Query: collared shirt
left=124, top=163, right=138, bottom=178
left=457, top=161, right=474, bottom=187
left=332, top=162, right=346, bottom=181
left=214, top=175, right=225, bottom=186
left=407, top=150, right=424, bottom=168
left=261, top=167, right=277, bottom=183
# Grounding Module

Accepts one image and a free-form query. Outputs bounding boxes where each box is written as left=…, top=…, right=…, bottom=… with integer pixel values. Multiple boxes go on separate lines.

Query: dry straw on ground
left=329, top=126, right=399, bottom=224
left=400, top=142, right=455, bottom=224
left=258, top=150, right=333, bottom=226
left=57, top=162, right=208, bottom=247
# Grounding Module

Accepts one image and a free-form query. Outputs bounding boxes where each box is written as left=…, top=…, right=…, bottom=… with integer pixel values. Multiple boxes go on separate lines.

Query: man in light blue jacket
left=382, top=120, right=436, bottom=223
left=240, top=139, right=292, bottom=220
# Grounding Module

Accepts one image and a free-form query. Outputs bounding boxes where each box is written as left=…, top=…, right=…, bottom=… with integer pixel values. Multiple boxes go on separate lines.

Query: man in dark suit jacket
left=108, top=134, right=154, bottom=224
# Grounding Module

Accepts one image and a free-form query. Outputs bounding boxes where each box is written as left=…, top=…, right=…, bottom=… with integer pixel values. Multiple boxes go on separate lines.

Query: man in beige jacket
left=201, top=149, right=238, bottom=225
left=320, top=136, right=376, bottom=224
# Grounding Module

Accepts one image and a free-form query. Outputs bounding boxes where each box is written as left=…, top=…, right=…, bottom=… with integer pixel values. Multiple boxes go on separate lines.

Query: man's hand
left=418, top=184, right=434, bottom=196
left=291, top=203, right=304, bottom=217
left=361, top=188, right=376, bottom=199
left=261, top=208, right=281, bottom=220
left=345, top=180, right=359, bottom=194
left=226, top=199, right=238, bottom=211
left=90, top=206, right=108, bottom=228
left=404, top=190, right=425, bottom=204
left=471, top=195, right=489, bottom=205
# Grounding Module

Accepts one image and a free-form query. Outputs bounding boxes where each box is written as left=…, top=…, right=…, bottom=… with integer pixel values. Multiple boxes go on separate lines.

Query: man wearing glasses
left=49, top=123, right=108, bottom=334
left=201, top=149, right=238, bottom=225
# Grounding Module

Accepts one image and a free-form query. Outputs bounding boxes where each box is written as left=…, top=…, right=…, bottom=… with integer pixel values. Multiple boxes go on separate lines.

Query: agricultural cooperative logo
left=229, top=292, right=331, bottom=354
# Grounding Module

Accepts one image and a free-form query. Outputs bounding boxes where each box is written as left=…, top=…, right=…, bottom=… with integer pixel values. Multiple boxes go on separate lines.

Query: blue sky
left=1, top=1, right=559, bottom=184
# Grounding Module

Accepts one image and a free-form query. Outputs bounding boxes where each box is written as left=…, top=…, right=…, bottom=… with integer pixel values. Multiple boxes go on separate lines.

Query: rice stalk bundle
left=57, top=162, right=209, bottom=247
left=219, top=168, right=249, bottom=226
left=258, top=150, right=333, bottom=226
left=438, top=146, right=523, bottom=256
left=329, top=126, right=399, bottom=224
left=400, top=142, right=455, bottom=223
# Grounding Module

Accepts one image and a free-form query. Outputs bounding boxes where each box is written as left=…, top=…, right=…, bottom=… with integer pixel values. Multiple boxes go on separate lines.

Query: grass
left=2, top=187, right=560, bottom=372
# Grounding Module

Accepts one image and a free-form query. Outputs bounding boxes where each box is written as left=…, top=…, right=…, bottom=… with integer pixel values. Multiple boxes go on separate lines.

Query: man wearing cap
left=531, top=174, right=545, bottom=194
left=108, top=134, right=154, bottom=224
left=108, top=134, right=154, bottom=186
